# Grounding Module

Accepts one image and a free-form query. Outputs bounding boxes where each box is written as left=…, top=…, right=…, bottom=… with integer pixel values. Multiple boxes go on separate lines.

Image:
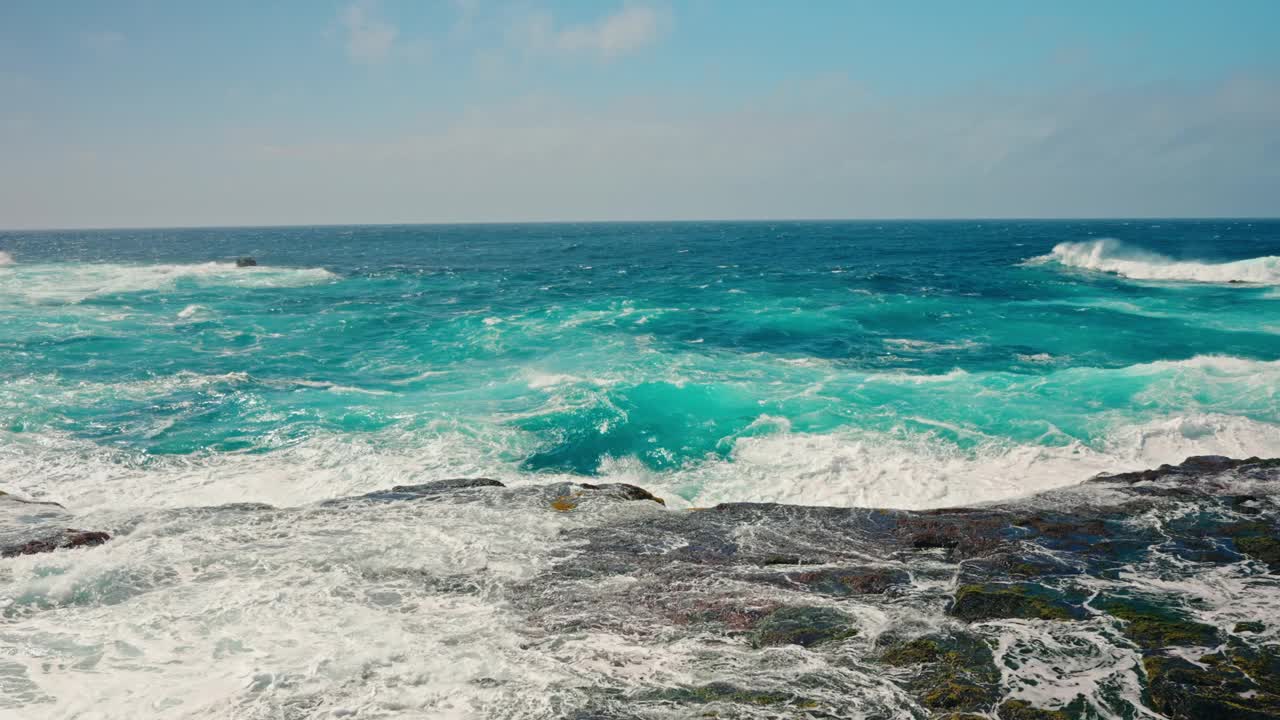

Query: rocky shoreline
left=4, top=456, right=1278, bottom=718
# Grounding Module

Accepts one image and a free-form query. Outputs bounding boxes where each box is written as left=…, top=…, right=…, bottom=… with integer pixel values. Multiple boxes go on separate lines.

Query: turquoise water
left=2, top=220, right=1279, bottom=509
left=4, top=220, right=1280, bottom=719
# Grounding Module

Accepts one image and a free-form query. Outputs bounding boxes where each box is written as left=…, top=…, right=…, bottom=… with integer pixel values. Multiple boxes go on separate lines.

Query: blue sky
left=2, top=1, right=1279, bottom=228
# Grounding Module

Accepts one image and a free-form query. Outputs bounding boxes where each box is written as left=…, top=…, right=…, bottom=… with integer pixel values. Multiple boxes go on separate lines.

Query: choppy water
left=1, top=220, right=1279, bottom=718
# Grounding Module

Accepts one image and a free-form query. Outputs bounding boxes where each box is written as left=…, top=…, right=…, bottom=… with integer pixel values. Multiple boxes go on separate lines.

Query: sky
left=1, top=1, right=1279, bottom=228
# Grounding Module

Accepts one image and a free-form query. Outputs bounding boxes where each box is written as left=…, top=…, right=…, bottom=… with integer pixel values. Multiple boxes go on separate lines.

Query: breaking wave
left=1035, top=238, right=1280, bottom=284
left=0, top=261, right=337, bottom=304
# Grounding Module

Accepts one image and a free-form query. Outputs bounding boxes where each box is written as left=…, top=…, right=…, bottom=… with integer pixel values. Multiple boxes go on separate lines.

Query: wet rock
left=964, top=551, right=1080, bottom=580
left=1222, top=641, right=1280, bottom=695
left=672, top=597, right=782, bottom=632
left=749, top=606, right=857, bottom=648
left=897, top=509, right=1007, bottom=558
left=647, top=682, right=815, bottom=708
left=1144, top=651, right=1280, bottom=719
left=751, top=566, right=909, bottom=596
left=997, top=699, right=1073, bottom=720
left=1099, top=597, right=1221, bottom=649
left=1236, top=535, right=1280, bottom=570
left=576, top=482, right=665, bottom=505
left=2, top=528, right=110, bottom=558
left=0, top=491, right=65, bottom=509
left=235, top=256, right=257, bottom=267
left=948, top=583, right=1080, bottom=622
left=333, top=477, right=504, bottom=504
left=1095, top=455, right=1276, bottom=485
left=924, top=681, right=996, bottom=712
left=878, top=632, right=1000, bottom=713
left=513, top=455, right=1280, bottom=718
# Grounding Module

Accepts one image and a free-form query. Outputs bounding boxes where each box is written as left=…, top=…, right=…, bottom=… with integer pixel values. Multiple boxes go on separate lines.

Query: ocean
left=2, top=219, right=1279, bottom=718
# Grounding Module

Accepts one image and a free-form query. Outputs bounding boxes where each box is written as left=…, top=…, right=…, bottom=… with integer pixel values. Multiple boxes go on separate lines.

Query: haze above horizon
left=2, top=1, right=1279, bottom=229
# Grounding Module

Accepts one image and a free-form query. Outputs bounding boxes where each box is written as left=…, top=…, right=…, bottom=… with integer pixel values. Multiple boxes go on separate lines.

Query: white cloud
left=524, top=5, right=664, bottom=58
left=558, top=5, right=661, bottom=56
left=340, top=1, right=398, bottom=63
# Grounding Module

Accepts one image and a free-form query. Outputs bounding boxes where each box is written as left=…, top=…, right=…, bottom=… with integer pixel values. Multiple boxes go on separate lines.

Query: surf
left=0, top=261, right=338, bottom=305
left=1036, top=238, right=1280, bottom=284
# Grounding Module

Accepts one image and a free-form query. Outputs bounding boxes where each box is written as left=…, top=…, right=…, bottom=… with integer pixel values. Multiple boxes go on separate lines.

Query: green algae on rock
left=878, top=632, right=1002, bottom=714
left=749, top=605, right=858, bottom=648
left=949, top=583, right=1080, bottom=622
left=997, top=698, right=1074, bottom=720
left=1098, top=597, right=1222, bottom=649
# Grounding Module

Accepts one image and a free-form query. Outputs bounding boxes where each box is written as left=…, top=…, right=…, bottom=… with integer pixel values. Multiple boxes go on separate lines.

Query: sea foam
left=1037, top=238, right=1280, bottom=284
left=0, top=261, right=337, bottom=304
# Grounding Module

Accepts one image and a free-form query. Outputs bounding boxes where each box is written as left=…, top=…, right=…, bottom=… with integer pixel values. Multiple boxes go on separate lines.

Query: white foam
left=601, top=410, right=1280, bottom=511
left=0, top=470, right=578, bottom=719
left=1035, top=238, right=1280, bottom=284
left=0, top=261, right=337, bottom=304
left=0, top=250, right=15, bottom=266
left=4, top=356, right=1278, bottom=514
left=523, top=369, right=616, bottom=390
left=0, top=428, right=521, bottom=511
left=884, top=338, right=981, bottom=353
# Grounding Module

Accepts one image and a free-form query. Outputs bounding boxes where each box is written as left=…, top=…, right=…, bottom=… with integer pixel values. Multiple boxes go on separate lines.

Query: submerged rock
left=235, top=256, right=257, bottom=267
left=997, top=699, right=1074, bottom=720
left=1144, top=649, right=1280, bottom=719
left=948, top=583, right=1081, bottom=622
left=878, top=631, right=1001, bottom=713
left=1098, top=597, right=1222, bottom=649
left=749, top=605, right=857, bottom=648
left=751, top=566, right=910, bottom=596
left=2, top=528, right=110, bottom=558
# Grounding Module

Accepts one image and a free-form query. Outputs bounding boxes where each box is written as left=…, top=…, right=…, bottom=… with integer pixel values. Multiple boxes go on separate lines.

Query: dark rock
left=1099, top=598, right=1221, bottom=649
left=1094, top=456, right=1280, bottom=486
left=333, top=477, right=504, bottom=504
left=750, top=606, right=857, bottom=648
left=1223, top=641, right=1280, bottom=696
left=647, top=682, right=814, bottom=708
left=878, top=632, right=1001, bottom=713
left=2, top=528, right=110, bottom=558
left=752, top=566, right=909, bottom=596
left=1144, top=652, right=1280, bottom=719
left=949, top=583, right=1079, bottom=622
left=576, top=482, right=665, bottom=505
left=511, top=455, right=1280, bottom=718
left=897, top=509, right=1007, bottom=558
left=997, top=699, right=1072, bottom=720
left=965, top=551, right=1080, bottom=580
left=0, top=491, right=65, bottom=509
left=235, top=256, right=257, bottom=267
left=1237, top=535, right=1280, bottom=570
left=924, top=681, right=995, bottom=712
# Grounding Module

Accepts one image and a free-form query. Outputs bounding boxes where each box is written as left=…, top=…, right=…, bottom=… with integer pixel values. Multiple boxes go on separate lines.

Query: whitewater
left=1038, top=237, right=1280, bottom=284
left=1, top=220, right=1279, bottom=719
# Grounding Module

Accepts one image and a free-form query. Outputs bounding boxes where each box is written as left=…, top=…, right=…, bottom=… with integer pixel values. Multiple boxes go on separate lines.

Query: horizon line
left=3, top=215, right=1280, bottom=233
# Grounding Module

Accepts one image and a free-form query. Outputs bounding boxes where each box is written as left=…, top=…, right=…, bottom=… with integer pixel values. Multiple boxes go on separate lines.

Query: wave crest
left=0, top=261, right=337, bottom=304
left=1036, top=238, right=1280, bottom=284
left=0, top=251, right=14, bottom=266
